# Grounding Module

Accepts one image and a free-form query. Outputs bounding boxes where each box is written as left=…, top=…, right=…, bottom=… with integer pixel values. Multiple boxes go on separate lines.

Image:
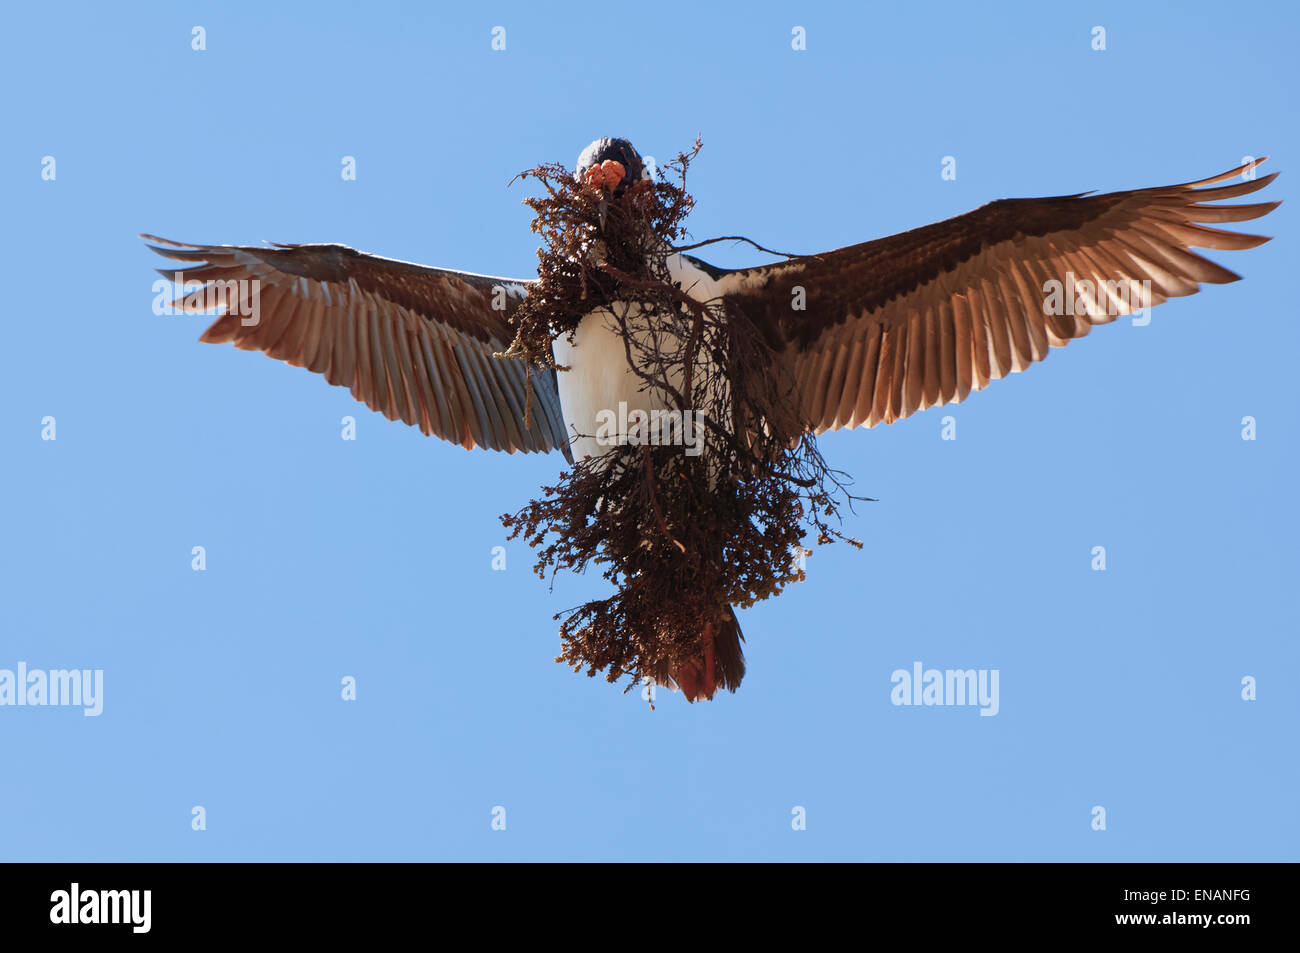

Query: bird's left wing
left=144, top=236, right=572, bottom=460
left=713, top=159, right=1279, bottom=432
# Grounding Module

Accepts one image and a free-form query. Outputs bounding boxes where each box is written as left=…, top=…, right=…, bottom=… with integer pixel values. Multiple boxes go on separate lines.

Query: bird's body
left=143, top=138, right=1280, bottom=703
left=552, top=252, right=723, bottom=464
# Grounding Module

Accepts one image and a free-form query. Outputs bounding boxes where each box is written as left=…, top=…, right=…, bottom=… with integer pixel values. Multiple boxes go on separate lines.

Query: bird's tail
left=669, top=605, right=745, bottom=702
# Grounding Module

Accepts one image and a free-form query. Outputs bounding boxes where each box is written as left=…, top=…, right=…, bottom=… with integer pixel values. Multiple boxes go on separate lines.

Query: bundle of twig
left=501, top=142, right=861, bottom=694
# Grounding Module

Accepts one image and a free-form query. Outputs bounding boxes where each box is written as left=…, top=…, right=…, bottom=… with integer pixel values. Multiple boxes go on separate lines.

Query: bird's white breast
left=551, top=254, right=723, bottom=463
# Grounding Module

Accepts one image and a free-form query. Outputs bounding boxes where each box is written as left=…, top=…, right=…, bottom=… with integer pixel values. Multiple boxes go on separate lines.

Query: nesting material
left=500, top=142, right=862, bottom=695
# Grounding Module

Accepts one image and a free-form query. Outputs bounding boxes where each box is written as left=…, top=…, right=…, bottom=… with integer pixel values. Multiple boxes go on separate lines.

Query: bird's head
left=575, top=137, right=651, bottom=195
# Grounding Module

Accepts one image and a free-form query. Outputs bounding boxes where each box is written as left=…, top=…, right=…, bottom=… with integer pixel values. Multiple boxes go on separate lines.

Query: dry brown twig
left=499, top=141, right=866, bottom=693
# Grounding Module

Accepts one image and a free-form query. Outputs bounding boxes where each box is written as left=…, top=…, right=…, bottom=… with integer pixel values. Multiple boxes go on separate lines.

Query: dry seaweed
left=500, top=141, right=863, bottom=694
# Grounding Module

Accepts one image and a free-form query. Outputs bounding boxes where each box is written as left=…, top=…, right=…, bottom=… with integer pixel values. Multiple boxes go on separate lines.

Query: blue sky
left=1, top=0, right=1295, bottom=860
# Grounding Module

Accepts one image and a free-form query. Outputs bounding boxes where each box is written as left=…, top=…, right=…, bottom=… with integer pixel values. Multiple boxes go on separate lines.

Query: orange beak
left=583, top=159, right=627, bottom=191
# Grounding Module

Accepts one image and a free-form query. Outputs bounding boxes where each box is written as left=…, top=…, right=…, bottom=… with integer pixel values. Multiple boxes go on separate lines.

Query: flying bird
left=143, top=138, right=1279, bottom=701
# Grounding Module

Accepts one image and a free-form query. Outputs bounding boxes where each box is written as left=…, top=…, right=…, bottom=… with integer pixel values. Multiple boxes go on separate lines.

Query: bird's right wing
left=144, top=236, right=572, bottom=460
left=714, top=159, right=1279, bottom=432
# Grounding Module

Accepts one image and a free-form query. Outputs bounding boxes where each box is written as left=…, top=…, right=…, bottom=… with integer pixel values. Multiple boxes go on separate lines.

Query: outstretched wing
left=144, top=236, right=572, bottom=460
left=715, top=159, right=1280, bottom=432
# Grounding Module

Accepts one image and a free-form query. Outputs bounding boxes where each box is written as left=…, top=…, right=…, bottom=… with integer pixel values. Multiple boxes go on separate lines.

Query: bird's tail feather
left=656, top=605, right=745, bottom=702
left=714, top=605, right=746, bottom=694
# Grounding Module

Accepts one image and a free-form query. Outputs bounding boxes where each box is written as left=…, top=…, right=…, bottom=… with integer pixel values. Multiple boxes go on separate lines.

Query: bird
left=143, top=137, right=1279, bottom=702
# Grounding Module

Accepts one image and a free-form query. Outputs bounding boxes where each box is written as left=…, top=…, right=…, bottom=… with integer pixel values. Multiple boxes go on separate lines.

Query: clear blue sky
left=1, top=0, right=1295, bottom=861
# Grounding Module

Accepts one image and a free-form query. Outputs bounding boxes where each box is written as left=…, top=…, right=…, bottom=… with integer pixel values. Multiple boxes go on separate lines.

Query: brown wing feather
left=143, top=236, right=571, bottom=459
left=717, top=159, right=1280, bottom=432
